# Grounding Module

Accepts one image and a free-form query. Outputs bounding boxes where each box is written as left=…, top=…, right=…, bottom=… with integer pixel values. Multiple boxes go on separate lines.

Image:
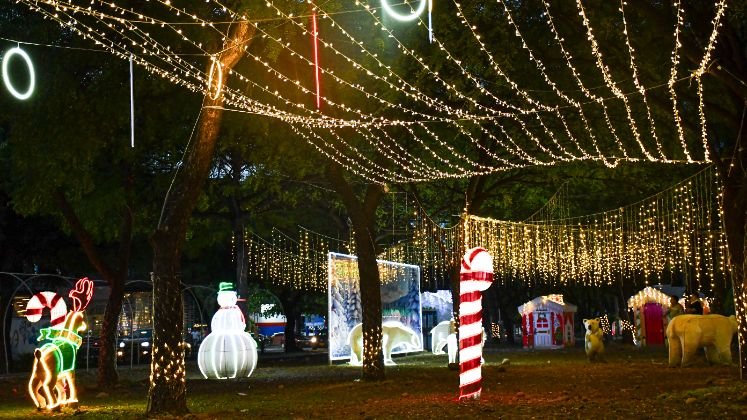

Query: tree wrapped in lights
left=198, top=282, right=258, bottom=379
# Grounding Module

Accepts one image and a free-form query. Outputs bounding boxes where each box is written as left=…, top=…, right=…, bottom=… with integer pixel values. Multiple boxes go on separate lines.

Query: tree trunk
left=229, top=152, right=250, bottom=318
left=54, top=188, right=132, bottom=388
left=0, top=285, right=9, bottom=373
left=326, top=162, right=385, bottom=380
left=449, top=263, right=461, bottom=324
left=280, top=291, right=301, bottom=353
left=147, top=232, right=187, bottom=414
left=146, top=21, right=254, bottom=415
left=234, top=220, right=249, bottom=316
left=721, top=176, right=747, bottom=379
left=354, top=225, right=385, bottom=379
left=97, top=280, right=124, bottom=387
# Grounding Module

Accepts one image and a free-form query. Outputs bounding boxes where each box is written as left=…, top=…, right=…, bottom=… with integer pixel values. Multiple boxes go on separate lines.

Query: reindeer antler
left=69, top=278, right=94, bottom=312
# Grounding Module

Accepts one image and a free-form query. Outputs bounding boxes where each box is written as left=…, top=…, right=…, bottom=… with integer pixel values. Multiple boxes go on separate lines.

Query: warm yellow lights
left=627, top=287, right=672, bottom=310
left=386, top=166, right=726, bottom=291
left=207, top=56, right=223, bottom=100
left=14, top=0, right=725, bottom=184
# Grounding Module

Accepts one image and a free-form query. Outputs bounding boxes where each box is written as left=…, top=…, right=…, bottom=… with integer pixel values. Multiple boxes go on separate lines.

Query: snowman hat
left=218, top=282, right=236, bottom=293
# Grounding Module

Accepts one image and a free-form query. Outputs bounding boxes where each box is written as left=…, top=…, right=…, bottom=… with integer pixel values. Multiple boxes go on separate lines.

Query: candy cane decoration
left=459, top=247, right=493, bottom=401
left=26, top=292, right=67, bottom=329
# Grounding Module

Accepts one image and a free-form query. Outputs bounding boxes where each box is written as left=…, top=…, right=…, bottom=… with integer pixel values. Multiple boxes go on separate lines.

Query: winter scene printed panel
left=328, top=252, right=423, bottom=361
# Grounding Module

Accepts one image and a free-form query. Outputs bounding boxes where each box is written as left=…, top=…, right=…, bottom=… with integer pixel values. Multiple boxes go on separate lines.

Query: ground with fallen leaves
left=1, top=343, right=745, bottom=418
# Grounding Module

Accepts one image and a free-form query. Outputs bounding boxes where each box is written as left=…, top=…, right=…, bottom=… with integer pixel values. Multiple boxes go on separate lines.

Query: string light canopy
left=14, top=0, right=729, bottom=183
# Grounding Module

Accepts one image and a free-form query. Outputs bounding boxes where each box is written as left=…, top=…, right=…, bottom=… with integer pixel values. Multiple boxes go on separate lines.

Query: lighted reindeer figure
left=27, top=278, right=94, bottom=410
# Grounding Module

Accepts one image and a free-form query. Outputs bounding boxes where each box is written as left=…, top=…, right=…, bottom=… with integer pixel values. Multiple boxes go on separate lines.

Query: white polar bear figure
left=430, top=320, right=452, bottom=355
left=667, top=314, right=737, bottom=367
left=431, top=320, right=484, bottom=365
left=447, top=333, right=458, bottom=364
left=348, top=321, right=421, bottom=366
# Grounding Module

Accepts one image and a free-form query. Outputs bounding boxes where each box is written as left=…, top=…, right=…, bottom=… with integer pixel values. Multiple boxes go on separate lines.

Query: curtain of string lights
left=232, top=165, right=726, bottom=294
left=14, top=0, right=728, bottom=184
left=423, top=166, right=726, bottom=291
left=379, top=168, right=726, bottom=292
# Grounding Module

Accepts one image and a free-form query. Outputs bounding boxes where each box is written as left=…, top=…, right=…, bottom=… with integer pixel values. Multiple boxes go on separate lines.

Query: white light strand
left=667, top=0, right=692, bottom=162
left=576, top=0, right=653, bottom=161
left=495, top=0, right=622, bottom=166
left=693, top=0, right=728, bottom=162
left=15, top=0, right=722, bottom=184
left=618, top=0, right=666, bottom=161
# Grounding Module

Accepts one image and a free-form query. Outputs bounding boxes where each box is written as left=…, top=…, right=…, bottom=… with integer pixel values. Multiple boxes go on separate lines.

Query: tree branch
left=54, top=189, right=118, bottom=283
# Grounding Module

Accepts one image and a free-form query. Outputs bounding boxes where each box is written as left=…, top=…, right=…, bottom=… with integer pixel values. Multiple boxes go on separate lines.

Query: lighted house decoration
left=627, top=287, right=673, bottom=346
left=518, top=295, right=577, bottom=349
left=26, top=278, right=94, bottom=410
left=198, top=282, right=258, bottom=379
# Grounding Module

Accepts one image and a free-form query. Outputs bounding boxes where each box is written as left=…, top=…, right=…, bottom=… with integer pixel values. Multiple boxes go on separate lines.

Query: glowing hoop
left=207, top=57, right=223, bottom=100
left=2, top=47, right=35, bottom=100
left=381, top=0, right=427, bottom=22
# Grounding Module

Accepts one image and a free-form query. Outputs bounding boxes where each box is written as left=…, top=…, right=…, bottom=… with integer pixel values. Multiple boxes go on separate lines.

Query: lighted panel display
left=328, top=252, right=423, bottom=361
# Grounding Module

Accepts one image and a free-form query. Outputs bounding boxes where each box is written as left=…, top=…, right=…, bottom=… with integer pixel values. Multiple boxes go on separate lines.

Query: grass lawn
left=1, top=344, right=746, bottom=418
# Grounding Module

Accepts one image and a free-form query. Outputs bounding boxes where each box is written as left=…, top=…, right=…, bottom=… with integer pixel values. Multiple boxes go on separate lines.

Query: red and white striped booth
left=518, top=295, right=576, bottom=349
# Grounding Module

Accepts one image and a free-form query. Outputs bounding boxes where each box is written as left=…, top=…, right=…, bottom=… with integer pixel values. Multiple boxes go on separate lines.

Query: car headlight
left=141, top=341, right=150, bottom=347
left=119, top=342, right=125, bottom=348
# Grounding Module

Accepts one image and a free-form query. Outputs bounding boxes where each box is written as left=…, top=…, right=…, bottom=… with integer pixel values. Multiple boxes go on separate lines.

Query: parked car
left=117, top=329, right=192, bottom=363
left=295, top=334, right=312, bottom=348
left=294, top=332, right=327, bottom=350
left=117, top=329, right=153, bottom=364
left=269, top=332, right=285, bottom=346
left=308, top=332, right=327, bottom=350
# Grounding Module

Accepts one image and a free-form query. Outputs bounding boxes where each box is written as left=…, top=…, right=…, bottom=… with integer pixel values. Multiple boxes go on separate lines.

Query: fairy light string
left=14, top=0, right=727, bottom=184
left=667, top=0, right=692, bottom=162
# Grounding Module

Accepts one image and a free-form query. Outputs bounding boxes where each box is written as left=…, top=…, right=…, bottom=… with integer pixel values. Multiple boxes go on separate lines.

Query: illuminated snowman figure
left=198, top=282, right=258, bottom=379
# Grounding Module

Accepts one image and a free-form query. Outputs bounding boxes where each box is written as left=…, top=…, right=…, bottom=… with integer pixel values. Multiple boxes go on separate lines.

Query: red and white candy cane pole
left=25, top=292, right=68, bottom=329
left=459, top=247, right=493, bottom=401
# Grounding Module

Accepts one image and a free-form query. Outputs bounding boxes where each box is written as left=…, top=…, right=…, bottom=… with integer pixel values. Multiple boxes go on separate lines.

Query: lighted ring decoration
left=381, top=0, right=427, bottom=21
left=206, top=56, right=223, bottom=100
left=2, top=46, right=35, bottom=100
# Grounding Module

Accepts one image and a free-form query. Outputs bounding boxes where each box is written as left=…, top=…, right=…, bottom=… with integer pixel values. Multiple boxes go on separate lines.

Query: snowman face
left=217, top=290, right=238, bottom=307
